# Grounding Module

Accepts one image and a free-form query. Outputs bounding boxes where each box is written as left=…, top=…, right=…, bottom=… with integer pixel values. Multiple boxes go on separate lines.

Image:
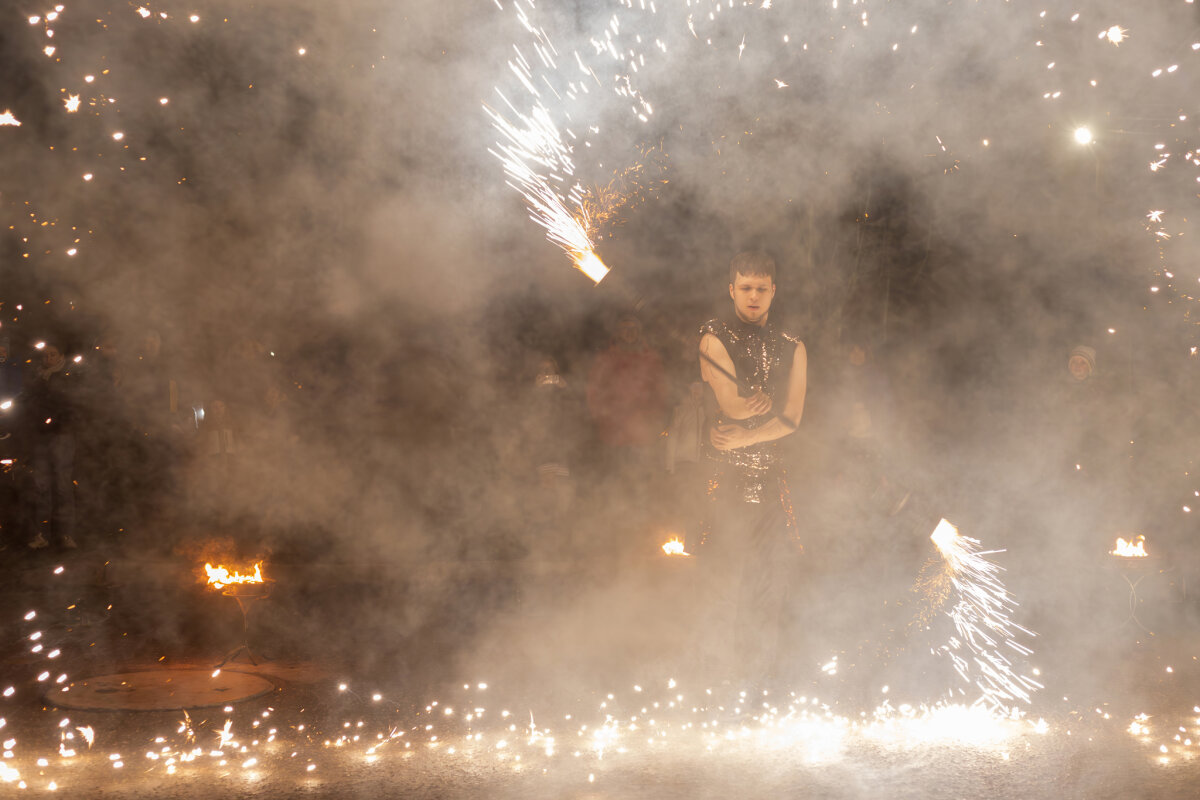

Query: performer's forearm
left=744, top=414, right=798, bottom=446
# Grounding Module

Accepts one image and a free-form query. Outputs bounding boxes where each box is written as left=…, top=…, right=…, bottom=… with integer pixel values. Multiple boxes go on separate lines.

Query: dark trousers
left=695, top=484, right=799, bottom=683
left=32, top=432, right=76, bottom=542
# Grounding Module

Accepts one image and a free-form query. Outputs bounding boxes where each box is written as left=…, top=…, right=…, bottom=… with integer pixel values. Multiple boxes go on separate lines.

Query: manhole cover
left=49, top=669, right=275, bottom=711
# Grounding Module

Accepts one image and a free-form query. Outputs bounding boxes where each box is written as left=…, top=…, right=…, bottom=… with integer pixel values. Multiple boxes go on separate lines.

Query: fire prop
left=1111, top=535, right=1148, bottom=558
left=204, top=562, right=264, bottom=590
left=661, top=536, right=690, bottom=557
left=203, top=562, right=272, bottom=667
left=928, top=519, right=1041, bottom=713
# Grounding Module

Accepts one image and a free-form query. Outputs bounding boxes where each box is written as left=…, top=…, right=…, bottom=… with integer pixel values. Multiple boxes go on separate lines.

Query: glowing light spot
left=0, top=111, right=22, bottom=127
left=1074, top=127, right=1093, bottom=145
left=112, top=132, right=124, bottom=141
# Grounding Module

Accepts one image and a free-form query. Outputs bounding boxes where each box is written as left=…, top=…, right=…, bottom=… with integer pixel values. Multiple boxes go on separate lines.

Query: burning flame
left=1111, top=535, right=1148, bottom=558
left=204, top=562, right=264, bottom=589
left=661, top=536, right=689, bottom=557
left=573, top=249, right=610, bottom=284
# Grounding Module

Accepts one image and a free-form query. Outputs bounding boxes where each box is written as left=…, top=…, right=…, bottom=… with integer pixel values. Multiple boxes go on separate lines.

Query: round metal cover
left=49, top=669, right=275, bottom=711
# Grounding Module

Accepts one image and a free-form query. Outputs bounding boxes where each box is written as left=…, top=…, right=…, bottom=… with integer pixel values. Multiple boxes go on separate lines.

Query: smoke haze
left=2, top=0, right=1198, bottom=707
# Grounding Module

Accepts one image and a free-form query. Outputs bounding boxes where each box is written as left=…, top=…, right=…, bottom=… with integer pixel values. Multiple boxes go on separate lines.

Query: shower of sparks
left=486, top=0, right=676, bottom=284
left=576, top=142, right=669, bottom=235
left=928, top=520, right=1041, bottom=714
left=484, top=96, right=608, bottom=284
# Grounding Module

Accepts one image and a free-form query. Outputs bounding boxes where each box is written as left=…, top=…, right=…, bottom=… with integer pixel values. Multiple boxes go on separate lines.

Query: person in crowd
left=525, top=355, right=581, bottom=554
left=827, top=335, right=901, bottom=518
left=586, top=314, right=668, bottom=460
left=25, top=341, right=81, bottom=549
left=0, top=337, right=24, bottom=549
left=0, top=337, right=21, bottom=409
left=585, top=314, right=668, bottom=539
left=122, top=328, right=187, bottom=541
left=695, top=250, right=808, bottom=683
left=665, top=380, right=708, bottom=547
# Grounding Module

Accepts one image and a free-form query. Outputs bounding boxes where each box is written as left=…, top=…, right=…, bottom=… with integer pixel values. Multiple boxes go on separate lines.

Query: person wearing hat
left=1067, top=345, right=1096, bottom=383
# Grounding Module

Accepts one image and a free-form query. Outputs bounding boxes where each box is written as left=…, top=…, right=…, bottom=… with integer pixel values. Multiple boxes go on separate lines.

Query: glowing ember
left=204, top=562, right=264, bottom=589
left=661, top=536, right=689, bottom=557
left=0, top=110, right=22, bottom=127
left=1111, top=535, right=1148, bottom=558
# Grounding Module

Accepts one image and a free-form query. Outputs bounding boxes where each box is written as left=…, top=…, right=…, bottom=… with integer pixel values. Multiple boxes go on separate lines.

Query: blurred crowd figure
left=0, top=328, right=298, bottom=554
left=584, top=314, right=668, bottom=549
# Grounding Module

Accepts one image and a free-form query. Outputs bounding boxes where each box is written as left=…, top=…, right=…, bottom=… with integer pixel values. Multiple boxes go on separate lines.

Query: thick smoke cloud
left=1, top=0, right=1196, bottom=703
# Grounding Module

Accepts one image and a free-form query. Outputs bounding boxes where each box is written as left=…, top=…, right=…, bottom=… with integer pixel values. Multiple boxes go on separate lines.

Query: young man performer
left=696, top=250, right=808, bottom=683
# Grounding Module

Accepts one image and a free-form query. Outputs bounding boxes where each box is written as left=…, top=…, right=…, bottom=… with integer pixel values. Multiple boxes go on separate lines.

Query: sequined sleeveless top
left=700, top=315, right=800, bottom=502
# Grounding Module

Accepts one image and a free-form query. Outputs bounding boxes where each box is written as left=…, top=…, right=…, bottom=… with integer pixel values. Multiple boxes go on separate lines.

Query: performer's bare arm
left=699, top=333, right=772, bottom=419
left=710, top=340, right=807, bottom=451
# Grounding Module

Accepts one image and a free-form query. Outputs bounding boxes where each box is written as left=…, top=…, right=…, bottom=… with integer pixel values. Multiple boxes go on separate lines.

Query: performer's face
left=729, top=272, right=775, bottom=326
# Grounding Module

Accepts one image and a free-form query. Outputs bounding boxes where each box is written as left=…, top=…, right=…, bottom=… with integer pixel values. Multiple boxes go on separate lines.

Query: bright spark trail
left=929, top=520, right=1042, bottom=715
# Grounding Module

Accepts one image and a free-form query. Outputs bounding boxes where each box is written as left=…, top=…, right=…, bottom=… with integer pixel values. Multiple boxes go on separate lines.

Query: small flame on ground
left=204, top=562, right=264, bottom=589
left=1111, top=535, right=1148, bottom=558
left=661, top=536, right=689, bottom=557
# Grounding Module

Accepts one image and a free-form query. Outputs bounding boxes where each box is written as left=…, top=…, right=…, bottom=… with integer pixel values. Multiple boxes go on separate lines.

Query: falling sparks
left=928, top=520, right=1040, bottom=713
left=0, top=110, right=22, bottom=127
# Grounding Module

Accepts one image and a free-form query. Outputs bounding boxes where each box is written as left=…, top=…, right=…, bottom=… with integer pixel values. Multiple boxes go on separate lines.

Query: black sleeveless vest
left=699, top=315, right=799, bottom=502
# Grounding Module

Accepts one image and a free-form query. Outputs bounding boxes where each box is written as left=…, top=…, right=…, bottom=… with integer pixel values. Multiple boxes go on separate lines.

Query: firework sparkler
left=928, top=519, right=1041, bottom=714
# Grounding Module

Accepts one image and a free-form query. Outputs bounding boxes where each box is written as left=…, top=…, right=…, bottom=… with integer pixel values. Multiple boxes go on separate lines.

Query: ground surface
left=1, top=546, right=1198, bottom=799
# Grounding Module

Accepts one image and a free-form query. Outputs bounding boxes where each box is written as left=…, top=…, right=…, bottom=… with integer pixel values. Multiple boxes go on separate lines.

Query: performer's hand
left=745, top=390, right=772, bottom=416
left=711, top=423, right=754, bottom=450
